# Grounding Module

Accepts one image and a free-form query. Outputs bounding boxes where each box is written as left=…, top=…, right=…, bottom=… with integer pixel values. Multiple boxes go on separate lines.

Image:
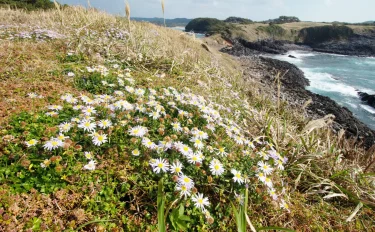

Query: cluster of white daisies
left=24, top=65, right=289, bottom=212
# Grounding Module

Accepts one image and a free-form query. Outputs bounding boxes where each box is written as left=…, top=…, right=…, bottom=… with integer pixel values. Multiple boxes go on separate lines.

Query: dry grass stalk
left=161, top=0, right=166, bottom=27
left=53, top=0, right=63, bottom=25
left=125, top=0, right=131, bottom=33
left=302, top=114, right=335, bottom=135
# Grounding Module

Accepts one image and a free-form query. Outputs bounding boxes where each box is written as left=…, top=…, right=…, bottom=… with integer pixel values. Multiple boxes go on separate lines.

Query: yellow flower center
left=158, top=163, right=164, bottom=168
left=198, top=199, right=203, bottom=204
left=183, top=177, right=190, bottom=183
left=235, top=173, right=241, bottom=178
left=175, top=167, right=181, bottom=173
left=52, top=141, right=58, bottom=146
left=214, top=165, right=220, bottom=170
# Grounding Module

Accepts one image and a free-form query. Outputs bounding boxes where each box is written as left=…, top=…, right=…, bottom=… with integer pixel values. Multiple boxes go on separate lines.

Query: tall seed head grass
left=125, top=0, right=131, bottom=32
left=53, top=0, right=63, bottom=25
left=161, top=0, right=166, bottom=27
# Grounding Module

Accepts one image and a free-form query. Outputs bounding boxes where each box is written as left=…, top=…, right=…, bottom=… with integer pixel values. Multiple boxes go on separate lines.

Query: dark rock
left=310, top=34, right=375, bottom=57
left=258, top=57, right=309, bottom=88
left=358, top=92, right=375, bottom=108
left=288, top=55, right=297, bottom=58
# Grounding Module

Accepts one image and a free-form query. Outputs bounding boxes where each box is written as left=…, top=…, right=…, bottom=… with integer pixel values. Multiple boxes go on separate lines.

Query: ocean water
left=170, top=26, right=206, bottom=38
left=271, top=51, right=375, bottom=129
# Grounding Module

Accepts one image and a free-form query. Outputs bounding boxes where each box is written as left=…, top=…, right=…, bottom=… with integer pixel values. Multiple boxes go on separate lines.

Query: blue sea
left=272, top=51, right=375, bottom=129
left=170, top=26, right=206, bottom=38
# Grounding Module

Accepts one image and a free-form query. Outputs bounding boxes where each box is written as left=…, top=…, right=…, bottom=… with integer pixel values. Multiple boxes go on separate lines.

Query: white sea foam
left=360, top=104, right=375, bottom=114
left=302, top=68, right=359, bottom=97
left=346, top=102, right=358, bottom=109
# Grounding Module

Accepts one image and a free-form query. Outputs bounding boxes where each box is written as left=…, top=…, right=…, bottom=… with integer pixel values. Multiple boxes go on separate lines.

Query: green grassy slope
left=0, top=6, right=374, bottom=231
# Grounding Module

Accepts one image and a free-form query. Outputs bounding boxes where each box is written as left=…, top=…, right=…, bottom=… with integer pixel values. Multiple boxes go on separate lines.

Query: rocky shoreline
left=221, top=39, right=375, bottom=149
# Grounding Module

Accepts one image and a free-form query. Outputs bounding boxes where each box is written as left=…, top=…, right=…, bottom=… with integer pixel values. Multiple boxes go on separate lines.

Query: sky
left=59, top=0, right=375, bottom=23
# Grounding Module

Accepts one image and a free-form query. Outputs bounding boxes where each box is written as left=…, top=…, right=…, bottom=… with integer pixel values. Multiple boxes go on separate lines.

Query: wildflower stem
left=157, top=178, right=166, bottom=232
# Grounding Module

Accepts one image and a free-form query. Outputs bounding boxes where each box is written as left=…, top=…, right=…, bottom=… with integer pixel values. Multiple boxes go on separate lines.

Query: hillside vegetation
left=0, top=6, right=374, bottom=231
left=185, top=18, right=238, bottom=36
left=0, top=0, right=55, bottom=10
left=224, top=17, right=253, bottom=24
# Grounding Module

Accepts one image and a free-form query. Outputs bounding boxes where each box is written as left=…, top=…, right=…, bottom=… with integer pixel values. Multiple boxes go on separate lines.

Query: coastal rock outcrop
left=221, top=39, right=375, bottom=148
left=358, top=92, right=375, bottom=108
left=258, top=57, right=375, bottom=148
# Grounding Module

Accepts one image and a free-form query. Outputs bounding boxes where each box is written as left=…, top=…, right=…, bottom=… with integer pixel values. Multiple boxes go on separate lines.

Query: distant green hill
left=132, top=17, right=192, bottom=27
left=0, top=0, right=56, bottom=10
left=224, top=17, right=253, bottom=24
left=264, top=16, right=300, bottom=24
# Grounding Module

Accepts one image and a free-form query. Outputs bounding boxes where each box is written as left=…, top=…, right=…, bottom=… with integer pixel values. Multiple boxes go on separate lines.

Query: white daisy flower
left=56, top=133, right=69, bottom=141
left=48, top=105, right=63, bottom=111
left=256, top=172, right=266, bottom=182
left=82, top=106, right=96, bottom=116
left=257, top=161, right=273, bottom=175
left=264, top=177, right=273, bottom=188
left=178, top=175, right=194, bottom=188
left=132, top=149, right=141, bottom=156
left=151, top=158, right=169, bottom=174
left=135, top=88, right=145, bottom=96
left=43, top=138, right=63, bottom=151
left=149, top=111, right=161, bottom=120
left=276, top=159, right=285, bottom=170
left=176, top=184, right=191, bottom=197
left=268, top=188, right=278, bottom=200
left=25, top=139, right=38, bottom=147
left=280, top=200, right=289, bottom=211
left=78, top=120, right=96, bottom=132
left=190, top=137, right=204, bottom=150
left=178, top=144, right=193, bottom=157
left=67, top=72, right=75, bottom=77
left=158, top=140, right=172, bottom=151
left=59, top=122, right=72, bottom=133
left=217, top=147, right=227, bottom=157
left=83, top=160, right=97, bottom=171
left=98, top=119, right=112, bottom=129
left=231, top=169, right=244, bottom=184
left=27, top=92, right=38, bottom=98
left=171, top=122, right=182, bottom=132
left=188, top=152, right=203, bottom=164
left=128, top=126, right=148, bottom=138
left=192, top=129, right=208, bottom=140
left=84, top=151, right=94, bottom=159
left=192, top=193, right=210, bottom=210
left=170, top=161, right=183, bottom=175
left=92, top=133, right=108, bottom=146
left=142, top=137, right=156, bottom=149
left=209, top=159, right=225, bottom=176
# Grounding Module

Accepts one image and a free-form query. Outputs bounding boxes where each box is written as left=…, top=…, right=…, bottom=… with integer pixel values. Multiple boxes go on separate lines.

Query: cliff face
left=298, top=25, right=354, bottom=44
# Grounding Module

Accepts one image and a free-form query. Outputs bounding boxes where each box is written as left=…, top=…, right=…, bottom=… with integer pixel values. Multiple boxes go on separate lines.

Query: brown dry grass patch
left=0, top=40, right=83, bottom=124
